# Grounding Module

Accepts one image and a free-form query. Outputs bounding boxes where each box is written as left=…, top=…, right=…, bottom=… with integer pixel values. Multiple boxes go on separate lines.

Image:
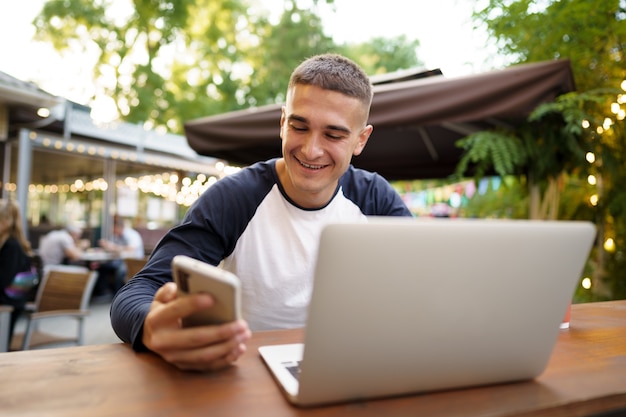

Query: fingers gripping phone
left=171, top=255, right=242, bottom=327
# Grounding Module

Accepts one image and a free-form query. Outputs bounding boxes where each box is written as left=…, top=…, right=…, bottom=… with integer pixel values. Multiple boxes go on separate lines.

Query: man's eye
left=290, top=124, right=307, bottom=131
left=326, top=133, right=344, bottom=140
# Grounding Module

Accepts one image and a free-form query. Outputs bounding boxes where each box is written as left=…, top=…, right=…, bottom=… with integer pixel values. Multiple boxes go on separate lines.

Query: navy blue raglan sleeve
left=340, top=165, right=412, bottom=217
left=110, top=161, right=277, bottom=350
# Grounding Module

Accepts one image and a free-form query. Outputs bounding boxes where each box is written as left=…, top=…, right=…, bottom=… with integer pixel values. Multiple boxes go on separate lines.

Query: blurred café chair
left=123, top=256, right=149, bottom=283
left=0, top=305, right=13, bottom=352
left=11, top=265, right=97, bottom=351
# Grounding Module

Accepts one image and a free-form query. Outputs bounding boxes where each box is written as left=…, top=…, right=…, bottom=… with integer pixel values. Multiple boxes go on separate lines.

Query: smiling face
left=276, top=84, right=373, bottom=209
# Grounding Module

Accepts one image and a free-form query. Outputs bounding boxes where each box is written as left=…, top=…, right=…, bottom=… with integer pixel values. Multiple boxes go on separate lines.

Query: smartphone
left=171, top=255, right=242, bottom=327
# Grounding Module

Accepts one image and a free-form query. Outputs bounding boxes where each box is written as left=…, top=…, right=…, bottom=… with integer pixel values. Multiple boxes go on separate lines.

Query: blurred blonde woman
left=0, top=199, right=35, bottom=346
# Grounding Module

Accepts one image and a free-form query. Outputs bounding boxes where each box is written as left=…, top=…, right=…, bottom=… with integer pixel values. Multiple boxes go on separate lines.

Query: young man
left=99, top=216, right=145, bottom=260
left=96, top=216, right=145, bottom=296
left=110, top=54, right=412, bottom=372
left=38, top=224, right=87, bottom=267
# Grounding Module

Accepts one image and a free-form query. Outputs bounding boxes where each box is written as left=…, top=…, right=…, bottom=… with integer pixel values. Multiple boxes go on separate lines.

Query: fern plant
left=454, top=90, right=598, bottom=220
left=455, top=130, right=527, bottom=181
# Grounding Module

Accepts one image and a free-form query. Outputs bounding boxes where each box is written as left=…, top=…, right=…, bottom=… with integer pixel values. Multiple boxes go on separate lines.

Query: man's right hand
left=142, top=282, right=251, bottom=372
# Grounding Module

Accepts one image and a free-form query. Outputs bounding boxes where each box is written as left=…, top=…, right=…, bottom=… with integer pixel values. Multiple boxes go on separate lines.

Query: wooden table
left=77, top=249, right=120, bottom=264
left=0, top=300, right=625, bottom=417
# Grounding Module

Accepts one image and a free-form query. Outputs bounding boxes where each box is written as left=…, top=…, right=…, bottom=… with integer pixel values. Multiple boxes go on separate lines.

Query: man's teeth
left=300, top=161, right=323, bottom=169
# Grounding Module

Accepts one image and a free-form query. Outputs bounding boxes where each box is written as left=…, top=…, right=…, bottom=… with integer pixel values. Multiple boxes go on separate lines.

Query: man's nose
left=301, top=133, right=324, bottom=159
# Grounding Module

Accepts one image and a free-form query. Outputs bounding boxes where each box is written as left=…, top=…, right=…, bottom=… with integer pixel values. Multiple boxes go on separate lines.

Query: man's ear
left=279, top=106, right=286, bottom=139
left=353, top=125, right=373, bottom=156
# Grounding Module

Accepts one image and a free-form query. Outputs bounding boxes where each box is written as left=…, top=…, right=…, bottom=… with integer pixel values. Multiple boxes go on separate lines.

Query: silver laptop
left=258, top=218, right=596, bottom=407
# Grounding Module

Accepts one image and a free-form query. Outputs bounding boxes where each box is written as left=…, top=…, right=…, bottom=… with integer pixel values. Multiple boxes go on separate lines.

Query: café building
left=0, top=71, right=232, bottom=252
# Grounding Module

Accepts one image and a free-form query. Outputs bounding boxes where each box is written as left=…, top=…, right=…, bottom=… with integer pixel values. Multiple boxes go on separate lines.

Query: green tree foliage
left=339, top=35, right=422, bottom=76
left=474, top=0, right=625, bottom=91
left=470, top=0, right=626, bottom=299
left=246, top=0, right=336, bottom=107
left=34, top=0, right=202, bottom=131
left=455, top=130, right=527, bottom=181
left=32, top=0, right=421, bottom=133
left=461, top=176, right=529, bottom=219
left=456, top=90, right=598, bottom=219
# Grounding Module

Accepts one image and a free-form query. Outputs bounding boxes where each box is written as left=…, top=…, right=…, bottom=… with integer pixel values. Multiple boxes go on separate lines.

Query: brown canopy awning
left=184, top=59, right=575, bottom=180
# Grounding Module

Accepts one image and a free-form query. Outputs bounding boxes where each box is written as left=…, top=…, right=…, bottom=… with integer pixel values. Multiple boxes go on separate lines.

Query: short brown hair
left=288, top=54, right=373, bottom=112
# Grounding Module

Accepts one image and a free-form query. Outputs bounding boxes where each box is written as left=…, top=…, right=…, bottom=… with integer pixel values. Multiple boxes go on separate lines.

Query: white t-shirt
left=221, top=184, right=368, bottom=330
left=120, top=227, right=144, bottom=258
left=38, top=229, right=76, bottom=266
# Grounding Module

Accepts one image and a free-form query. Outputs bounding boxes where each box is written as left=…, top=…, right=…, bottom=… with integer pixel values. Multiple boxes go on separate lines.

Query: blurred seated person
left=99, top=216, right=144, bottom=259
left=0, top=199, right=36, bottom=346
left=96, top=216, right=144, bottom=296
left=38, top=224, right=89, bottom=267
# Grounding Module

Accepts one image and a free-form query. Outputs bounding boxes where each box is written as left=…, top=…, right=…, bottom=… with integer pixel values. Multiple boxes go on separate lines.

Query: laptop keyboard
left=283, top=361, right=302, bottom=380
